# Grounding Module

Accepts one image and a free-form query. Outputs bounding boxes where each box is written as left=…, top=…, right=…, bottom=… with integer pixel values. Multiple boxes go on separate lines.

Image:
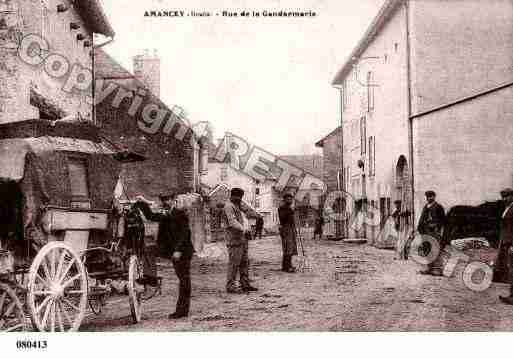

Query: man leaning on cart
left=136, top=192, right=194, bottom=319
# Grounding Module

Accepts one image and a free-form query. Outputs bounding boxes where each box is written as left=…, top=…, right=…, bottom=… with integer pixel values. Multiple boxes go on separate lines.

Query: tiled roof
left=315, top=126, right=342, bottom=147
left=94, top=49, right=138, bottom=87
left=280, top=155, right=323, bottom=179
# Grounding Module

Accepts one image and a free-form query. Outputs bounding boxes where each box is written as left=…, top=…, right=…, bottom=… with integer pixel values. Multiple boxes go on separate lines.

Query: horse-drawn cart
left=0, top=136, right=159, bottom=332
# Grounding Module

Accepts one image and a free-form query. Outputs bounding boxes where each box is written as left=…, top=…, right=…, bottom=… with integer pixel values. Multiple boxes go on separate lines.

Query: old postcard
left=0, top=0, right=512, bottom=356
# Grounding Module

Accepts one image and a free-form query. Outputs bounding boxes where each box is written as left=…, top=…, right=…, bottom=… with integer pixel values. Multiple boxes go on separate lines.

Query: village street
left=80, top=237, right=513, bottom=331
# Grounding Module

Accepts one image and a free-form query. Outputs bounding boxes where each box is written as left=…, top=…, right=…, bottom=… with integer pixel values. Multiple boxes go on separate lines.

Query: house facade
left=202, top=160, right=257, bottom=206
left=202, top=145, right=281, bottom=232
left=332, top=0, right=513, bottom=241
left=0, top=0, right=113, bottom=124
left=408, top=0, right=513, bottom=217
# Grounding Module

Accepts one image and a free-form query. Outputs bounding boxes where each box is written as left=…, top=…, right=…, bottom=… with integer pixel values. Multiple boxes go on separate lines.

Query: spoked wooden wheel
left=128, top=255, right=143, bottom=323
left=0, top=283, right=26, bottom=332
left=27, top=242, right=88, bottom=332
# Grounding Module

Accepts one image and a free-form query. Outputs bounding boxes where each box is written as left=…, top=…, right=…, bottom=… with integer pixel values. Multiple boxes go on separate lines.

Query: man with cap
left=278, top=193, right=299, bottom=272
left=417, top=190, right=446, bottom=276
left=223, top=187, right=258, bottom=294
left=391, top=200, right=403, bottom=232
left=493, top=189, right=512, bottom=283
left=136, top=192, right=194, bottom=319
left=496, top=188, right=513, bottom=304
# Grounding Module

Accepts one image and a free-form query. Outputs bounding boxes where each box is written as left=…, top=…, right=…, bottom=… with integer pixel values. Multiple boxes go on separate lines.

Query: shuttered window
left=368, top=136, right=376, bottom=177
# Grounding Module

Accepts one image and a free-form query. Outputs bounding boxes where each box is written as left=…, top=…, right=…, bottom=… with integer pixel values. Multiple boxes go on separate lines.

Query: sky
left=99, top=0, right=385, bottom=155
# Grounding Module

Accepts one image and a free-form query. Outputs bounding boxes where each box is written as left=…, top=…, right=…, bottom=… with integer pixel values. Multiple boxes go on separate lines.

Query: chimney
left=133, top=49, right=161, bottom=97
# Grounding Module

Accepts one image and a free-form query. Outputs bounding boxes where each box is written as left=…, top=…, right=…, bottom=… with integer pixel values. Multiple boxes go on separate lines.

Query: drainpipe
left=92, top=36, right=115, bottom=126
left=339, top=87, right=346, bottom=238
left=405, top=0, right=415, bottom=222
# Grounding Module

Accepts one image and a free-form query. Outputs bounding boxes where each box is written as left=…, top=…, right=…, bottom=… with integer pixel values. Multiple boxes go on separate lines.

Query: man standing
left=417, top=190, right=446, bottom=276
left=391, top=200, right=402, bottom=232
left=496, top=189, right=513, bottom=304
left=224, top=188, right=258, bottom=294
left=136, top=193, right=194, bottom=319
left=278, top=193, right=298, bottom=272
left=254, top=215, right=264, bottom=240
left=313, top=211, right=324, bottom=240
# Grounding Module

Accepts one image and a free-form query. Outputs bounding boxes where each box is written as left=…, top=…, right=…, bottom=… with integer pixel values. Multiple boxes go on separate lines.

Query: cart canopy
left=0, top=136, right=120, bottom=209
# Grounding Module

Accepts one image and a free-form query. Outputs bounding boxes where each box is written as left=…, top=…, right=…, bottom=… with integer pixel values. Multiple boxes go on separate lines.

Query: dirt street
left=80, top=236, right=513, bottom=331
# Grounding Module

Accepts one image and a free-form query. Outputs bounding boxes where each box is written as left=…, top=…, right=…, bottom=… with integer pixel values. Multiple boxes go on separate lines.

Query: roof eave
left=76, top=1, right=115, bottom=38
left=331, top=0, right=403, bottom=86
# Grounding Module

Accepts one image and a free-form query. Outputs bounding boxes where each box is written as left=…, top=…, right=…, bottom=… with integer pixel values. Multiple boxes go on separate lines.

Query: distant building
left=315, top=127, right=342, bottom=193
left=332, top=0, right=513, bottom=241
left=279, top=155, right=323, bottom=180
left=205, top=133, right=326, bottom=234
left=315, top=127, right=345, bottom=238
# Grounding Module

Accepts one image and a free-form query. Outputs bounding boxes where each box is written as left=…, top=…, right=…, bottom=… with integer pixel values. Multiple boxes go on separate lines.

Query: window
left=394, top=43, right=399, bottom=52
left=68, top=158, right=90, bottom=201
left=367, top=71, right=374, bottom=112
left=341, top=80, right=348, bottom=110
left=220, top=164, right=228, bottom=181
left=345, top=166, right=350, bottom=191
left=360, top=117, right=366, bottom=155
left=351, top=120, right=359, bottom=149
left=255, top=188, right=260, bottom=195
left=368, top=136, right=376, bottom=176
left=255, top=199, right=260, bottom=208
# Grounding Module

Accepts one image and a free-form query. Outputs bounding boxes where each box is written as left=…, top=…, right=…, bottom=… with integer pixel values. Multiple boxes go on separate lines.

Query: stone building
left=315, top=127, right=346, bottom=238
left=331, top=0, right=513, bottom=241
left=0, top=0, right=113, bottom=124
left=315, top=127, right=342, bottom=193
left=94, top=48, right=207, bottom=201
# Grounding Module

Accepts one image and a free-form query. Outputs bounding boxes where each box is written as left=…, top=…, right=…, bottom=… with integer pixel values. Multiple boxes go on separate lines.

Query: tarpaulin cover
left=0, top=136, right=120, bottom=210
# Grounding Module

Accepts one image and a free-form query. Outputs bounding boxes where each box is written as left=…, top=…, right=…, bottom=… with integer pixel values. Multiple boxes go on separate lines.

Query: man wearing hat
left=417, top=190, right=446, bottom=276
left=278, top=193, right=299, bottom=272
left=223, top=187, right=258, bottom=293
left=136, top=192, right=194, bottom=319
left=496, top=188, right=513, bottom=304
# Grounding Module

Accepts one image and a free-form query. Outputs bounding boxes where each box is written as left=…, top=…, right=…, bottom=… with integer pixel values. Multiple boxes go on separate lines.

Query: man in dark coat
left=417, top=190, right=446, bottom=276
left=497, top=188, right=513, bottom=304
left=223, top=188, right=258, bottom=294
left=136, top=193, right=194, bottom=319
left=254, top=215, right=264, bottom=239
left=278, top=193, right=298, bottom=272
left=313, top=212, right=324, bottom=240
left=493, top=189, right=513, bottom=283
left=392, top=200, right=402, bottom=232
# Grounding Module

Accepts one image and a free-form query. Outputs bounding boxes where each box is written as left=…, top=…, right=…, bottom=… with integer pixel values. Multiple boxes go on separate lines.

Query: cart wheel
left=128, top=255, right=143, bottom=323
left=0, top=283, right=26, bottom=332
left=27, top=242, right=88, bottom=332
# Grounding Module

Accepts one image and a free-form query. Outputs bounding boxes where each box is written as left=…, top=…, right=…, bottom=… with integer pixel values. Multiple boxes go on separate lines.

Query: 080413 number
left=16, top=340, right=48, bottom=350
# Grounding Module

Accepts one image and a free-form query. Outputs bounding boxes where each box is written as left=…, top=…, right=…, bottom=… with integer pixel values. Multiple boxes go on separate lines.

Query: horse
left=442, top=200, right=505, bottom=248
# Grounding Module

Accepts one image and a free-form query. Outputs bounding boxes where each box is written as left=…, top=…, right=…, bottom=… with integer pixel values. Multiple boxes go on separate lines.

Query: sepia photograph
left=0, top=0, right=513, bottom=355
